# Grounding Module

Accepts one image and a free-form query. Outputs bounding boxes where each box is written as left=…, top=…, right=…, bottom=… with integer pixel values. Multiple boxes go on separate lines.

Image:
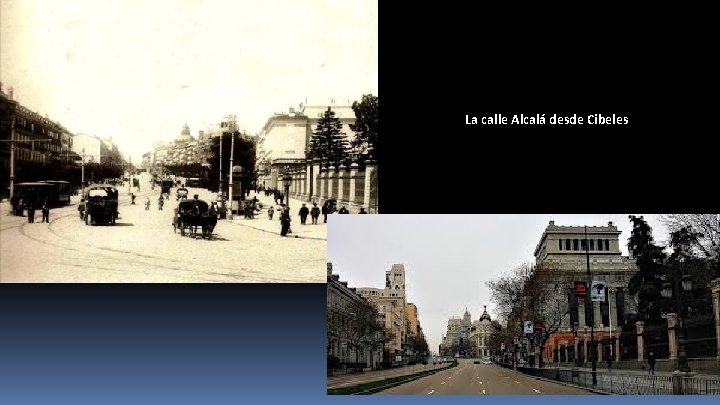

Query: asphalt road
left=379, top=359, right=595, bottom=395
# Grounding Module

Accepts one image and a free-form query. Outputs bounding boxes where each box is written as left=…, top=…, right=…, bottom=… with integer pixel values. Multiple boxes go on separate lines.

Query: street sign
left=523, top=320, right=533, bottom=334
left=591, top=280, right=606, bottom=302
left=574, top=281, right=587, bottom=304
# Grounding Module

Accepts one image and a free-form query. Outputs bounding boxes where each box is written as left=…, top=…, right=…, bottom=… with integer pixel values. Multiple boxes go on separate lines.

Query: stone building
left=532, top=220, right=638, bottom=365
left=357, top=264, right=407, bottom=366
left=469, top=306, right=495, bottom=357
left=327, top=263, right=382, bottom=370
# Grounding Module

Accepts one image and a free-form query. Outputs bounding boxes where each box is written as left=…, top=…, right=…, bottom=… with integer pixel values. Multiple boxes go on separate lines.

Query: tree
left=350, top=94, right=378, bottom=160
left=307, top=107, right=349, bottom=167
left=205, top=132, right=257, bottom=195
left=662, top=214, right=720, bottom=276
left=627, top=215, right=669, bottom=320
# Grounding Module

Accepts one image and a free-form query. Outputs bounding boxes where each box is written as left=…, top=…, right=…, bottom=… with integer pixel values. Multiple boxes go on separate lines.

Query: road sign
left=591, top=280, right=606, bottom=302
left=523, top=320, right=533, bottom=334
left=574, top=281, right=587, bottom=304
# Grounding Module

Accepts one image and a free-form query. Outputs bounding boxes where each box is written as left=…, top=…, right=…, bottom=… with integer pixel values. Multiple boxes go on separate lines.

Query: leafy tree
left=307, top=107, right=349, bottom=167
left=350, top=94, right=378, bottom=160
left=627, top=215, right=668, bottom=320
left=662, top=214, right=720, bottom=277
left=205, top=132, right=257, bottom=196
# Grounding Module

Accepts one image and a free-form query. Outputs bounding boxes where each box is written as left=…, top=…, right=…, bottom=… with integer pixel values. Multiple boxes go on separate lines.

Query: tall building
left=531, top=220, right=638, bottom=364
left=358, top=264, right=407, bottom=366
left=326, top=263, right=382, bottom=370
left=440, top=309, right=472, bottom=355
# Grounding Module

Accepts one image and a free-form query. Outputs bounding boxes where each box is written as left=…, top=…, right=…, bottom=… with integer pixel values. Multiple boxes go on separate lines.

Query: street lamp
left=661, top=273, right=693, bottom=373
left=282, top=171, right=292, bottom=208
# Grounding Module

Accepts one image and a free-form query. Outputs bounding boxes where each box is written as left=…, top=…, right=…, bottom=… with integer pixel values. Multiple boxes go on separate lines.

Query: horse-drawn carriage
left=176, top=187, right=189, bottom=201
left=160, top=179, right=173, bottom=200
left=173, top=199, right=217, bottom=238
left=83, top=184, right=119, bottom=225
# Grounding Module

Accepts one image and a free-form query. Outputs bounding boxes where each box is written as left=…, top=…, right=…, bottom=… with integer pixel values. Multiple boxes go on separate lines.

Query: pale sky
left=328, top=214, right=669, bottom=355
left=0, top=0, right=378, bottom=163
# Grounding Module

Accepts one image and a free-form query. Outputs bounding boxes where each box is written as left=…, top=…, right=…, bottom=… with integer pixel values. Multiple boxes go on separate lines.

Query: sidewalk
left=225, top=192, right=326, bottom=240
left=327, top=363, right=448, bottom=389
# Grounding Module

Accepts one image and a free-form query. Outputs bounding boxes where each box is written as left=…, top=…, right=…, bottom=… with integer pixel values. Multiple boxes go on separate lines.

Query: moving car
left=83, top=184, right=119, bottom=225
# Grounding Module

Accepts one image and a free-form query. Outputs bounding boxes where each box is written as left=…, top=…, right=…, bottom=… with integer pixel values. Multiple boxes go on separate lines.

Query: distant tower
left=385, top=264, right=405, bottom=291
left=463, top=307, right=471, bottom=325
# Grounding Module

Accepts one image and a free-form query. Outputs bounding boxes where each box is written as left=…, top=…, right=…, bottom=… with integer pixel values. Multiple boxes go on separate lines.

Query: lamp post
left=283, top=171, right=292, bottom=208
left=585, top=226, right=597, bottom=386
left=661, top=274, right=693, bottom=372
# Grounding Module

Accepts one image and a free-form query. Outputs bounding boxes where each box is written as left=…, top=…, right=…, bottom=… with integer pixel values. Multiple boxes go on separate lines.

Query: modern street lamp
left=584, top=226, right=598, bottom=386
left=661, top=273, right=693, bottom=373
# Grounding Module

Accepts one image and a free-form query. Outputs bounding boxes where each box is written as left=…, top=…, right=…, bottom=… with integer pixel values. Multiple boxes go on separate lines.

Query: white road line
left=533, top=389, right=542, bottom=394
left=427, top=390, right=434, bottom=395
left=441, top=381, right=446, bottom=385
left=482, top=389, right=486, bottom=394
left=478, top=381, right=483, bottom=384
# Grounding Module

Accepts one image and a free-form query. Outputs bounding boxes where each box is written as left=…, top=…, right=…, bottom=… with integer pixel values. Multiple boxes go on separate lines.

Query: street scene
left=0, top=1, right=378, bottom=282
left=327, top=214, right=720, bottom=394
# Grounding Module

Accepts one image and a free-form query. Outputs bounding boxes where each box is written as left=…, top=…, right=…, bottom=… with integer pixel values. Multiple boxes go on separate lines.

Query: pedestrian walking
left=131, top=193, right=136, bottom=205
left=310, top=203, right=320, bottom=224
left=145, top=197, right=151, bottom=210
left=26, top=202, right=35, bottom=223
left=321, top=203, right=329, bottom=223
left=647, top=351, right=656, bottom=375
left=41, top=200, right=50, bottom=223
left=299, top=203, right=309, bottom=225
left=338, top=205, right=349, bottom=214
left=268, top=206, right=274, bottom=220
left=280, top=206, right=291, bottom=237
left=158, top=195, right=164, bottom=210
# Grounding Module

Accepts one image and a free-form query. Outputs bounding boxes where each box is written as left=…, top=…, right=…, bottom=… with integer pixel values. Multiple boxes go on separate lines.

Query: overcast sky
left=328, top=214, right=668, bottom=355
left=0, top=0, right=378, bottom=163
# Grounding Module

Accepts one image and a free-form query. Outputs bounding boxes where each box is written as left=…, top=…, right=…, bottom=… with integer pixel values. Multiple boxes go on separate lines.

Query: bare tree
left=662, top=214, right=720, bottom=275
left=344, top=299, right=382, bottom=369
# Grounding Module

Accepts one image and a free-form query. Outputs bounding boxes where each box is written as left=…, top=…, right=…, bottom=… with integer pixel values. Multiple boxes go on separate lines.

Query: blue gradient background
left=1, top=284, right=717, bottom=404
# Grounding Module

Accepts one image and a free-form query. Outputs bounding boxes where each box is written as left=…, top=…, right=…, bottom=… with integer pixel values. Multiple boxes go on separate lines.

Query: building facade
left=327, top=263, right=382, bottom=370
left=1, top=87, right=75, bottom=197
left=256, top=100, right=357, bottom=190
left=469, top=306, right=495, bottom=357
left=357, top=264, right=407, bottom=366
left=532, top=220, right=638, bottom=364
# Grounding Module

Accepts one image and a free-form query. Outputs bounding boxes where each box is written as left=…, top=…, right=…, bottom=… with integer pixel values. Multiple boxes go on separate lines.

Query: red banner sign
left=574, top=281, right=587, bottom=304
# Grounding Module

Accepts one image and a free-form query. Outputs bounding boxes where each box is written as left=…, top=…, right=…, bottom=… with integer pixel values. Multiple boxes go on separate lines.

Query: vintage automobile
left=174, top=199, right=217, bottom=238
left=160, top=179, right=173, bottom=199
left=83, top=184, right=119, bottom=225
left=176, top=187, right=189, bottom=201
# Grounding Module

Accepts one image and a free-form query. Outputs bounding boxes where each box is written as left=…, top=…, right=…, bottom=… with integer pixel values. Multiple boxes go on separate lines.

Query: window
left=596, top=239, right=603, bottom=251
left=581, top=239, right=587, bottom=250
left=589, top=239, right=595, bottom=250
left=559, top=240, right=563, bottom=250
left=605, top=239, right=610, bottom=251
left=573, top=239, right=579, bottom=250
left=565, top=239, right=571, bottom=250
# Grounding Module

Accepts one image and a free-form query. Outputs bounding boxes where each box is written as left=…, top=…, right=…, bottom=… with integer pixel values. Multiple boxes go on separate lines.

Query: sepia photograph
left=0, top=0, right=378, bottom=282
left=327, top=214, right=720, bottom=395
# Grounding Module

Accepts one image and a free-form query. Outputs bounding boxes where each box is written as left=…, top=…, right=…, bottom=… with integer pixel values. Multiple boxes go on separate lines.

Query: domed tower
left=176, top=123, right=194, bottom=143
left=479, top=305, right=491, bottom=322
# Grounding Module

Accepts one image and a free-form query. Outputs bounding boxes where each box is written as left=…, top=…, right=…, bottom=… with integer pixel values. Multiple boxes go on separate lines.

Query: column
left=311, top=159, right=321, bottom=201
left=593, top=301, right=602, bottom=328
left=615, top=335, right=621, bottom=362
left=597, top=341, right=603, bottom=362
left=667, top=313, right=678, bottom=361
left=710, top=278, right=720, bottom=367
left=583, top=338, right=588, bottom=365
left=563, top=345, right=568, bottom=363
left=327, top=165, right=335, bottom=199
left=578, top=301, right=586, bottom=328
left=319, top=167, right=327, bottom=199
left=574, top=337, right=579, bottom=365
left=363, top=160, right=377, bottom=213
left=348, top=162, right=358, bottom=209
left=636, top=321, right=645, bottom=362
left=336, top=164, right=345, bottom=204
left=609, top=287, right=617, bottom=330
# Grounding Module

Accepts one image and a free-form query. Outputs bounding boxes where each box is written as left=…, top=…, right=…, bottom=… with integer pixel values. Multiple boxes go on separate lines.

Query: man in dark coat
left=358, top=208, right=368, bottom=214
left=310, top=203, right=320, bottom=224
left=321, top=204, right=329, bottom=223
left=280, top=206, right=291, bottom=236
left=338, top=206, right=349, bottom=214
left=41, top=200, right=50, bottom=223
left=26, top=201, right=35, bottom=223
left=647, top=351, right=656, bottom=375
left=299, top=204, right=309, bottom=225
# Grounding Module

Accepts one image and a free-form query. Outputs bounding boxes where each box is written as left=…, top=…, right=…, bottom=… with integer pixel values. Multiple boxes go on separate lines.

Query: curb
left=224, top=219, right=327, bottom=241
left=327, top=363, right=458, bottom=395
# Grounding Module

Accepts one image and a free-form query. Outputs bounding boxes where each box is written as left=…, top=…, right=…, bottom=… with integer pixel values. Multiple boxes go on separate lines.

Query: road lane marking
left=482, top=389, right=486, bottom=394
left=533, top=389, right=542, bottom=394
left=427, top=390, right=434, bottom=395
left=441, top=381, right=446, bottom=385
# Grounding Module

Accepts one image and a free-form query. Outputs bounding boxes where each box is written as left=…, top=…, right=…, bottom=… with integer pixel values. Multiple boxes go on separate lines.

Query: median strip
left=327, top=361, right=459, bottom=395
